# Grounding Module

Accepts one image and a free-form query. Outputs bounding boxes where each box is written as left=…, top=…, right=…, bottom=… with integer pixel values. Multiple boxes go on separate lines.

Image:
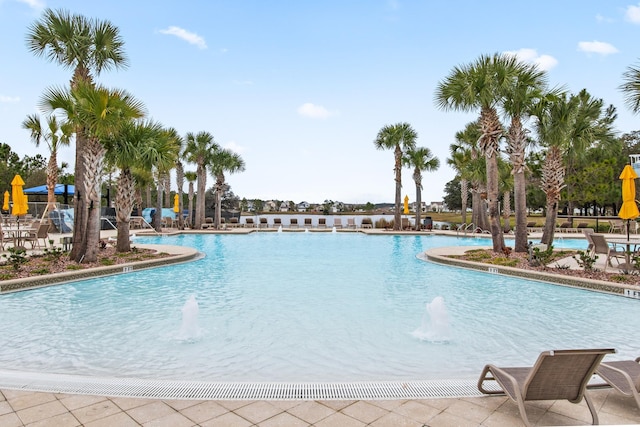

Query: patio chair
left=245, top=218, right=255, bottom=228
left=24, top=221, right=50, bottom=249
left=591, top=233, right=625, bottom=271
left=202, top=217, right=214, bottom=229
left=333, top=218, right=343, bottom=228
left=228, top=217, right=239, bottom=228
left=347, top=218, right=356, bottom=229
left=609, top=219, right=625, bottom=234
left=304, top=218, right=312, bottom=228
left=595, top=356, right=640, bottom=411
left=317, top=218, right=327, bottom=228
left=581, top=228, right=595, bottom=256
left=289, top=218, right=299, bottom=228
left=478, top=348, right=615, bottom=427
left=273, top=218, right=282, bottom=228
left=259, top=217, right=268, bottom=228
left=361, top=218, right=373, bottom=229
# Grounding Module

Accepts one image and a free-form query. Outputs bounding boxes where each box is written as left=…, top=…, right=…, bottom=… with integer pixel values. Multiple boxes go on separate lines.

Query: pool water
left=0, top=233, right=637, bottom=382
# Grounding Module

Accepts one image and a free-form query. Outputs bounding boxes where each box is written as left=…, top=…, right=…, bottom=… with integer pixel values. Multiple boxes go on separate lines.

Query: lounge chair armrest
left=478, top=364, right=519, bottom=397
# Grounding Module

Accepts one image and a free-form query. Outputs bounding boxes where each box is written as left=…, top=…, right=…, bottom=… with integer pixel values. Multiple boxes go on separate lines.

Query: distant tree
left=373, top=122, right=417, bottom=230
left=22, top=113, right=73, bottom=211
left=364, top=202, right=375, bottom=211
left=443, top=177, right=462, bottom=212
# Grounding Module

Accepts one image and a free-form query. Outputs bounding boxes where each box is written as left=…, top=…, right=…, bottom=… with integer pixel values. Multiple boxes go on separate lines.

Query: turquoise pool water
left=0, top=234, right=637, bottom=382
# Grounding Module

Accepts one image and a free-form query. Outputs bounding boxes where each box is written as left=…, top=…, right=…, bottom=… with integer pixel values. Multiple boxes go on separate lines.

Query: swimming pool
left=0, top=233, right=637, bottom=383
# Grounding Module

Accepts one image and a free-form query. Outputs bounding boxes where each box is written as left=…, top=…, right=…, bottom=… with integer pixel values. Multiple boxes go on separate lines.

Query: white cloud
left=595, top=14, right=614, bottom=23
left=577, top=40, right=619, bottom=55
left=503, top=48, right=558, bottom=71
left=159, top=26, right=207, bottom=49
left=224, top=140, right=247, bottom=154
left=17, top=0, right=45, bottom=10
left=625, top=4, right=640, bottom=23
left=297, top=103, right=336, bottom=119
left=0, top=95, right=20, bottom=103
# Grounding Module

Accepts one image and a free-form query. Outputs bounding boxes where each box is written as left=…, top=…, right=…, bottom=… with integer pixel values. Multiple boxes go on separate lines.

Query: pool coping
left=0, top=244, right=201, bottom=293
left=422, top=246, right=640, bottom=298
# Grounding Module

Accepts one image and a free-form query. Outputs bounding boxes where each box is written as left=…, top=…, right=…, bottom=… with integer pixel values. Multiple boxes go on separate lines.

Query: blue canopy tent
left=24, top=184, right=75, bottom=204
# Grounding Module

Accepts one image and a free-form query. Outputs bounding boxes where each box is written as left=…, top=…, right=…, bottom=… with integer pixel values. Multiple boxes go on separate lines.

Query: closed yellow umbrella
left=10, top=174, right=27, bottom=217
left=173, top=193, right=180, bottom=213
left=403, top=195, right=409, bottom=214
left=2, top=191, right=9, bottom=211
left=618, top=164, right=640, bottom=240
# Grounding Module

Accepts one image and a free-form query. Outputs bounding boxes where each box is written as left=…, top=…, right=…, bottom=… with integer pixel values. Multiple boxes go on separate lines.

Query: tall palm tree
left=142, top=129, right=180, bottom=232
left=436, top=53, right=518, bottom=252
left=185, top=171, right=197, bottom=228
left=373, top=122, right=417, bottom=230
left=449, top=121, right=487, bottom=230
left=40, top=81, right=144, bottom=262
left=533, top=89, right=616, bottom=246
left=501, top=60, right=550, bottom=252
left=21, top=113, right=73, bottom=211
left=620, top=60, right=640, bottom=114
left=403, top=147, right=439, bottom=230
left=27, top=8, right=128, bottom=260
left=210, top=148, right=246, bottom=229
left=184, top=131, right=218, bottom=229
left=167, top=128, right=186, bottom=229
left=104, top=120, right=163, bottom=252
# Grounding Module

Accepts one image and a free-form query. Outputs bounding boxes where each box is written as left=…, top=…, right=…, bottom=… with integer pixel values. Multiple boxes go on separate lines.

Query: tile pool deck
left=1, top=229, right=640, bottom=425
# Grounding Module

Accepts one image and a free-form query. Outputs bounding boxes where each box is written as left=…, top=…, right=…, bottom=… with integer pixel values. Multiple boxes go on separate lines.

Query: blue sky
left=1, top=1, right=640, bottom=205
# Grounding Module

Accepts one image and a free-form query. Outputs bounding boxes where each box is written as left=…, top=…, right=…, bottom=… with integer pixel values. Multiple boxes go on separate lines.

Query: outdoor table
left=607, top=238, right=640, bottom=270
left=5, top=228, right=30, bottom=250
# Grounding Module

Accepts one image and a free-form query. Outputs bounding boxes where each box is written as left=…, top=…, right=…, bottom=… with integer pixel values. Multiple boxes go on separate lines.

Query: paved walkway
left=2, top=228, right=640, bottom=426
left=1, top=387, right=639, bottom=426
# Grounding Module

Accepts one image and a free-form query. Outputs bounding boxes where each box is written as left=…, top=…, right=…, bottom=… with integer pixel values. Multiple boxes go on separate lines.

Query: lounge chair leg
left=515, top=396, right=533, bottom=427
left=583, top=394, right=599, bottom=425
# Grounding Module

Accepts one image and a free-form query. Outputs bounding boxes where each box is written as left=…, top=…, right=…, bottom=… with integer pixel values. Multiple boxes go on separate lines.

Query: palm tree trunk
left=502, top=191, right=511, bottom=233
left=508, top=116, right=529, bottom=252
left=541, top=146, right=565, bottom=245
left=414, top=174, right=422, bottom=231
left=81, top=137, right=105, bottom=263
left=46, top=154, right=58, bottom=212
left=115, top=168, right=134, bottom=252
left=480, top=107, right=505, bottom=252
left=394, top=145, right=402, bottom=231
left=154, top=179, right=163, bottom=232
left=70, top=130, right=88, bottom=262
left=188, top=182, right=194, bottom=228
left=460, top=179, right=468, bottom=224
left=176, top=161, right=184, bottom=229
left=195, top=163, right=206, bottom=229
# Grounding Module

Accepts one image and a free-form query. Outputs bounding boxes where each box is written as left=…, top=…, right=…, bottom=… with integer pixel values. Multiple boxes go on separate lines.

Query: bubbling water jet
left=411, top=296, right=450, bottom=342
left=178, top=295, right=201, bottom=341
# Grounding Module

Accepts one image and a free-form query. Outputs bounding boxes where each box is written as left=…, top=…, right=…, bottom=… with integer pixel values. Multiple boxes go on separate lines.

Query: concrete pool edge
left=423, top=246, right=638, bottom=297
left=0, top=244, right=201, bottom=293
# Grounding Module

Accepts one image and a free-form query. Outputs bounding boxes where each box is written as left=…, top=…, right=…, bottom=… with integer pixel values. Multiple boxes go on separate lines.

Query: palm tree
left=184, top=131, right=218, bottom=229
left=27, top=8, right=128, bottom=260
left=436, top=53, right=519, bottom=252
left=373, top=122, right=417, bottom=230
left=140, top=129, right=180, bottom=232
left=620, top=60, right=640, bottom=114
left=210, top=148, right=246, bottom=229
left=533, top=89, right=617, bottom=246
left=185, top=171, right=197, bottom=228
left=104, top=120, right=163, bottom=252
left=449, top=121, right=487, bottom=230
left=501, top=60, right=550, bottom=252
left=40, top=81, right=144, bottom=262
left=403, top=147, right=440, bottom=230
left=167, top=128, right=186, bottom=229
left=21, top=113, right=73, bottom=211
